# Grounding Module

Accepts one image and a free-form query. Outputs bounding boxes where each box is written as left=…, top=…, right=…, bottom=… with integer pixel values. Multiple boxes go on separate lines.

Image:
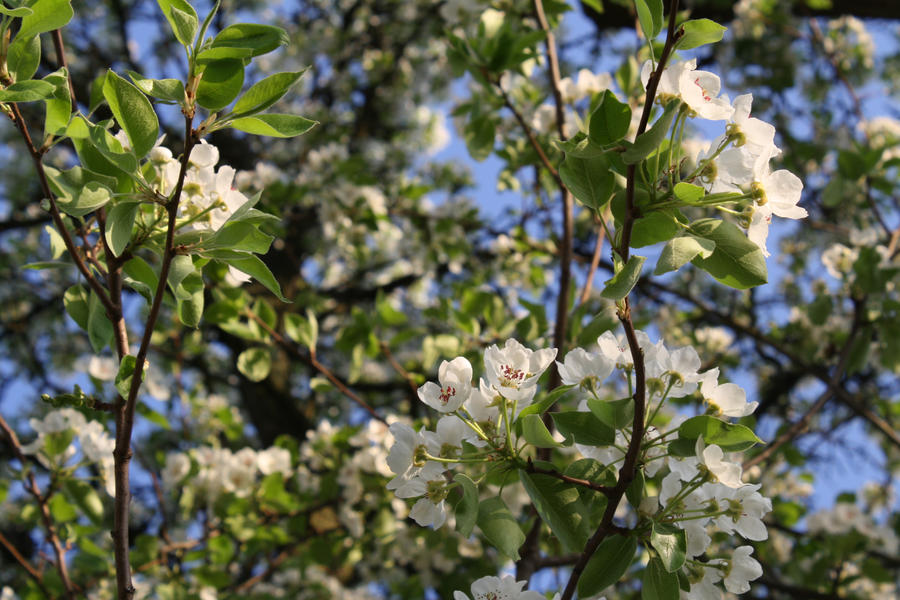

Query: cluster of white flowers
left=386, top=332, right=769, bottom=598
left=21, top=408, right=116, bottom=496
left=821, top=227, right=893, bottom=283
left=806, top=501, right=899, bottom=554
left=643, top=59, right=807, bottom=256
left=162, top=444, right=292, bottom=500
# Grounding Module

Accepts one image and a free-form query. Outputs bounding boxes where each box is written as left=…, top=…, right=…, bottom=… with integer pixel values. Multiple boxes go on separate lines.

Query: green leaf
left=587, top=397, right=634, bottom=429
left=197, top=23, right=289, bottom=62
left=0, top=6, right=33, bottom=17
left=55, top=181, right=112, bottom=218
left=196, top=59, right=245, bottom=111
left=577, top=535, right=637, bottom=597
left=7, top=34, right=41, bottom=82
left=689, top=218, right=767, bottom=289
left=167, top=254, right=196, bottom=295
left=0, top=79, right=56, bottom=102
left=103, top=70, right=160, bottom=158
left=115, top=354, right=142, bottom=398
left=600, top=255, right=645, bottom=300
left=622, top=100, right=678, bottom=164
left=559, top=154, right=615, bottom=211
left=654, top=235, right=715, bottom=275
left=229, top=114, right=318, bottom=138
left=127, top=72, right=186, bottom=103
left=229, top=69, right=307, bottom=118
left=214, top=254, right=288, bottom=302
left=551, top=411, right=615, bottom=446
left=15, top=0, right=73, bottom=40
left=43, top=429, right=75, bottom=458
left=104, top=201, right=141, bottom=257
left=284, top=310, right=318, bottom=350
left=156, top=0, right=199, bottom=47
left=123, top=257, right=159, bottom=301
left=520, top=414, right=561, bottom=448
left=673, top=182, right=704, bottom=204
left=87, top=291, right=112, bottom=353
left=520, top=470, right=591, bottom=553
left=49, top=492, right=77, bottom=522
left=517, top=384, right=575, bottom=419
left=177, top=273, right=204, bottom=328
left=45, top=224, right=66, bottom=259
left=476, top=496, right=524, bottom=561
left=673, top=415, right=762, bottom=454
left=642, top=557, right=680, bottom=600
left=42, top=68, right=71, bottom=136
left=64, top=479, right=104, bottom=525
left=630, top=210, right=682, bottom=248
left=237, top=347, right=271, bottom=381
left=650, top=523, right=686, bottom=572
left=589, top=90, right=631, bottom=146
left=63, top=285, right=90, bottom=330
left=452, top=473, right=478, bottom=537
left=635, top=0, right=663, bottom=41
left=677, top=19, right=727, bottom=51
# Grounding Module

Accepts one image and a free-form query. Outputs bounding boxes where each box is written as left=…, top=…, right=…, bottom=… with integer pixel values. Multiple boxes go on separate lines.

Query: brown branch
left=245, top=310, right=388, bottom=425
left=524, top=458, right=612, bottom=495
left=494, top=80, right=560, bottom=181
left=743, top=298, right=865, bottom=469
left=559, top=3, right=681, bottom=598
left=0, top=529, right=50, bottom=597
left=50, top=29, right=78, bottom=108
left=0, top=415, right=76, bottom=599
left=578, top=209, right=610, bottom=304
left=114, top=114, right=197, bottom=600
left=379, top=340, right=419, bottom=395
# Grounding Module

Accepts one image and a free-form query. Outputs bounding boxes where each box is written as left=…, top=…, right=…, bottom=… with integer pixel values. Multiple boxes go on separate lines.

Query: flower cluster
left=386, top=331, right=769, bottom=598
left=162, top=444, right=292, bottom=500
left=644, top=59, right=807, bottom=256
left=21, top=408, right=115, bottom=496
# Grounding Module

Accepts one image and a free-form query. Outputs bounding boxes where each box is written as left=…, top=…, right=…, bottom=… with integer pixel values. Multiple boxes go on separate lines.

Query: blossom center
left=438, top=385, right=456, bottom=404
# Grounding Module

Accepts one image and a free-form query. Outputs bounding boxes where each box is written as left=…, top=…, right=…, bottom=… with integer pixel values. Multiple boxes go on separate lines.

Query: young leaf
left=103, top=70, right=160, bottom=158
left=577, top=535, right=637, bottom=597
left=650, top=523, right=687, bottom=572
left=520, top=469, right=591, bottom=552
left=673, top=182, right=704, bottom=204
left=196, top=59, right=245, bottom=111
left=229, top=114, right=319, bottom=138
left=622, top=100, right=678, bottom=164
left=284, top=310, right=318, bottom=351
left=517, top=384, right=575, bottom=419
left=551, top=411, right=615, bottom=446
left=452, top=473, right=478, bottom=537
left=689, top=218, right=767, bottom=289
left=237, top=347, right=271, bottom=382
left=7, top=35, right=41, bottom=82
left=156, top=0, right=199, bottom=47
left=115, top=354, right=141, bottom=398
left=63, top=285, right=90, bottom=330
left=127, top=72, right=186, bottom=103
left=520, top=414, right=561, bottom=448
left=214, top=254, right=289, bottom=302
left=43, top=68, right=71, bottom=137
left=654, top=235, right=715, bottom=275
left=0, top=6, right=33, bottom=17
left=587, top=397, right=634, bottom=430
left=476, top=496, right=524, bottom=561
left=600, top=255, right=646, bottom=300
left=642, top=557, right=680, bottom=600
left=0, top=80, right=57, bottom=102
left=15, top=0, right=73, bottom=40
left=559, top=154, right=615, bottom=211
left=589, top=90, right=631, bottom=146
left=675, top=415, right=762, bottom=453
left=196, top=23, right=289, bottom=62
left=635, top=0, right=663, bottom=41
left=677, top=19, right=727, bottom=51
left=104, top=200, right=141, bottom=257
left=177, top=273, right=204, bottom=328
left=229, top=69, right=308, bottom=118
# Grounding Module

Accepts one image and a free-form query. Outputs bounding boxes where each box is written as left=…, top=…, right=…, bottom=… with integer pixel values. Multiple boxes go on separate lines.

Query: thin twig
left=525, top=458, right=612, bottom=495
left=559, top=3, right=682, bottom=598
left=245, top=310, right=388, bottom=425
left=0, top=529, right=50, bottom=597
left=0, top=415, right=76, bottom=599
left=578, top=209, right=610, bottom=304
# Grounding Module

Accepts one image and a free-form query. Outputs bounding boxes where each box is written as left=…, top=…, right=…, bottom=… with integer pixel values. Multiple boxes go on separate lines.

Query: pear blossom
left=422, top=415, right=470, bottom=461
left=385, top=423, right=444, bottom=488
left=257, top=446, right=292, bottom=477
left=453, top=575, right=547, bottom=600
left=556, top=347, right=614, bottom=387
left=722, top=546, right=763, bottom=594
left=684, top=566, right=724, bottom=600
left=698, top=368, right=758, bottom=418
left=697, top=439, right=743, bottom=488
left=597, top=330, right=659, bottom=368
left=713, top=483, right=771, bottom=541
left=417, top=356, right=473, bottom=412
left=394, top=476, right=449, bottom=529
left=483, top=339, right=556, bottom=403
left=729, top=94, right=777, bottom=157
left=678, top=67, right=734, bottom=121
